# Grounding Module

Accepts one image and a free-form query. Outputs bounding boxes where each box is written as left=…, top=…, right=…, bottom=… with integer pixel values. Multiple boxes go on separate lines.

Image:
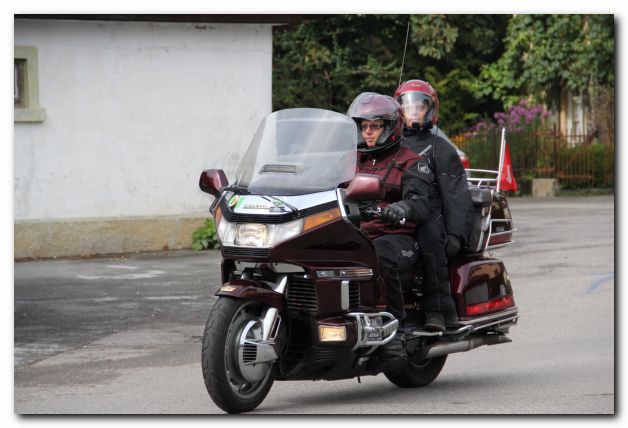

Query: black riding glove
left=381, top=202, right=409, bottom=226
left=446, top=234, right=461, bottom=256
left=358, top=201, right=379, bottom=220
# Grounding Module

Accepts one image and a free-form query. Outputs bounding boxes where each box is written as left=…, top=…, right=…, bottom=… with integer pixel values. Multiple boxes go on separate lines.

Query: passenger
left=347, top=92, right=431, bottom=356
left=394, top=79, right=474, bottom=331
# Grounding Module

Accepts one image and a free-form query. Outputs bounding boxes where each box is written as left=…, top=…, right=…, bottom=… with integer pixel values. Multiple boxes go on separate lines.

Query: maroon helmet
left=346, top=92, right=403, bottom=154
left=394, top=79, right=439, bottom=130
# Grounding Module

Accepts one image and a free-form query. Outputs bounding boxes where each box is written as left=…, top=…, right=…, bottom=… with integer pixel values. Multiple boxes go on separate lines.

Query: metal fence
left=455, top=126, right=615, bottom=191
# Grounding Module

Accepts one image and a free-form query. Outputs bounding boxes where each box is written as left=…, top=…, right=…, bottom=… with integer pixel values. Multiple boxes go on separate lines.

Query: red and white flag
left=499, top=143, right=517, bottom=192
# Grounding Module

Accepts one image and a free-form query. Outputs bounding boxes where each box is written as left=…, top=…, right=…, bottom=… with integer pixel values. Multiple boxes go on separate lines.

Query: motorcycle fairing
left=215, top=279, right=285, bottom=310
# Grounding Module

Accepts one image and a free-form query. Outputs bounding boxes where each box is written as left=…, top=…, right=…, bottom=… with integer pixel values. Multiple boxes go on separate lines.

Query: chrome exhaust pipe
left=425, top=334, right=512, bottom=358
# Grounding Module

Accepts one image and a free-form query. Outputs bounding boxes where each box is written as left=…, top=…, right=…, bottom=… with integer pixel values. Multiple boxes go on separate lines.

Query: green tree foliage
left=472, top=14, right=615, bottom=107
left=407, top=14, right=510, bottom=130
left=272, top=14, right=614, bottom=135
left=273, top=16, right=405, bottom=112
left=273, top=14, right=508, bottom=133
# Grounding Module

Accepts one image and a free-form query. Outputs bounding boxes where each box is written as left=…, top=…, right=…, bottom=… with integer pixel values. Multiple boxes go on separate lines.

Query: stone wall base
left=14, top=214, right=208, bottom=259
left=532, top=178, right=557, bottom=197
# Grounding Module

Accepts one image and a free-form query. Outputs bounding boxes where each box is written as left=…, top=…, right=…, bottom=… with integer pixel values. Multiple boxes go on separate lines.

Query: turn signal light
left=319, top=325, right=347, bottom=342
left=214, top=206, right=222, bottom=226
left=466, top=295, right=515, bottom=317
left=303, top=208, right=341, bottom=232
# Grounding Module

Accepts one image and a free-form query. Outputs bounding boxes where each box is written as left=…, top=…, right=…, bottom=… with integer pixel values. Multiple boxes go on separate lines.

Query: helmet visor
left=347, top=92, right=399, bottom=121
left=399, top=92, right=432, bottom=124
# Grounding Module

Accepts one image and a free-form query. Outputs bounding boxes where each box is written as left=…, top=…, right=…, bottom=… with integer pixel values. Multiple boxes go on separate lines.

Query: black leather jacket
left=402, top=128, right=474, bottom=247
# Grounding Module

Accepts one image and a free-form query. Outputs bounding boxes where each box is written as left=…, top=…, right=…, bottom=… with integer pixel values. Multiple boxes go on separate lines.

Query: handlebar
left=363, top=207, right=406, bottom=226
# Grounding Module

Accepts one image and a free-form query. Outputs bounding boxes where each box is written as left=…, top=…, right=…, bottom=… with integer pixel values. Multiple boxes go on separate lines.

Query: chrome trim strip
left=486, top=242, right=516, bottom=250
left=316, top=269, right=373, bottom=280
left=466, top=168, right=499, bottom=175
left=491, top=230, right=513, bottom=237
left=458, top=307, right=519, bottom=329
left=484, top=217, right=516, bottom=252
left=340, top=280, right=349, bottom=311
left=443, top=325, right=474, bottom=336
left=469, top=316, right=519, bottom=332
left=410, top=330, right=444, bottom=338
left=336, top=188, right=348, bottom=219
left=259, top=275, right=288, bottom=344
left=272, top=275, right=288, bottom=295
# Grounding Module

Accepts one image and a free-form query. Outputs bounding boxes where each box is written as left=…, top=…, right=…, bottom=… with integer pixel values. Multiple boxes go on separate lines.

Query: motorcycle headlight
left=218, top=218, right=304, bottom=248
left=215, top=207, right=341, bottom=249
left=235, top=223, right=268, bottom=247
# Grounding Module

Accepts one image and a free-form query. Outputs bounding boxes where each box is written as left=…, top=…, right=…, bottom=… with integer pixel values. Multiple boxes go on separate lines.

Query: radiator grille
left=287, top=275, right=318, bottom=313
left=312, top=347, right=338, bottom=363
left=222, top=247, right=270, bottom=259
left=349, top=281, right=360, bottom=309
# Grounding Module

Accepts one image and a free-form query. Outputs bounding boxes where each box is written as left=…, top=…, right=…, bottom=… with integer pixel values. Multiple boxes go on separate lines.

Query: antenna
left=398, top=17, right=411, bottom=88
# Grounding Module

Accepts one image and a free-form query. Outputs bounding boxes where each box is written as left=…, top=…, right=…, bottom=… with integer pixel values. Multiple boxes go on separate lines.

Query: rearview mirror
left=199, top=169, right=229, bottom=196
left=346, top=174, right=384, bottom=200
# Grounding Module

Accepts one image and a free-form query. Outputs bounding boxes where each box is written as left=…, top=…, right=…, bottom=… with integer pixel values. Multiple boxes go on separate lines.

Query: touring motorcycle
left=199, top=108, right=518, bottom=413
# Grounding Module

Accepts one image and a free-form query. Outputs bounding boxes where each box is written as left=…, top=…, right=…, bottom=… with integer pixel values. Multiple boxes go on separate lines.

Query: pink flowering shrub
left=451, top=99, right=553, bottom=174
left=493, top=99, right=551, bottom=132
left=456, top=99, right=551, bottom=141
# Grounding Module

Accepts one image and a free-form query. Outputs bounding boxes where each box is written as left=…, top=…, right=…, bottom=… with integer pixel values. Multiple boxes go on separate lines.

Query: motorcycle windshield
left=234, top=108, right=358, bottom=196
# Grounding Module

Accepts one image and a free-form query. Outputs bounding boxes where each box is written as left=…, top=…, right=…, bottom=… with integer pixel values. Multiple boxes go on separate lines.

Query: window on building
left=14, top=46, right=45, bottom=122
left=15, top=59, right=25, bottom=107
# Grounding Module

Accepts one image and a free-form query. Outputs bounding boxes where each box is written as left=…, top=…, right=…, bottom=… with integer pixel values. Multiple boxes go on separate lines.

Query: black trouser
left=373, top=234, right=418, bottom=321
left=415, top=215, right=457, bottom=315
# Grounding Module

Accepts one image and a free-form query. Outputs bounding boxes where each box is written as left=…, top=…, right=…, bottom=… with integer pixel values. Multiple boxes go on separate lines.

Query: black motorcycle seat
left=468, top=187, right=492, bottom=207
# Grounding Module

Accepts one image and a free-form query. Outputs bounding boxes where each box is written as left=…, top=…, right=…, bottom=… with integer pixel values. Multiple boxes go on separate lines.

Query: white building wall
left=14, top=19, right=273, bottom=221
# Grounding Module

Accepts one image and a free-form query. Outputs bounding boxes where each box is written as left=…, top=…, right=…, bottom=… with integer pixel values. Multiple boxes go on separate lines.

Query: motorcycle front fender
left=215, top=279, right=284, bottom=310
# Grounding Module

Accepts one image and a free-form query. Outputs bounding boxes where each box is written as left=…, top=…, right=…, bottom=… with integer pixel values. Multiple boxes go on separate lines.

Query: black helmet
left=347, top=92, right=404, bottom=155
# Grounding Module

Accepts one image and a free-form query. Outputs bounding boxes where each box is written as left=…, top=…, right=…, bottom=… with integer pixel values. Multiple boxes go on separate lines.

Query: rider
left=394, top=79, right=474, bottom=332
left=347, top=92, right=432, bottom=355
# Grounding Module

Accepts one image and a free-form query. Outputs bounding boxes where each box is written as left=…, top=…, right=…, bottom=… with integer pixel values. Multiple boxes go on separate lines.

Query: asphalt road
left=13, top=195, right=615, bottom=414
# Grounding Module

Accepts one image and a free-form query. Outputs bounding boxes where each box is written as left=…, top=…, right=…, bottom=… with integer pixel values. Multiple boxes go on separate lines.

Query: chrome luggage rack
left=464, top=128, right=517, bottom=253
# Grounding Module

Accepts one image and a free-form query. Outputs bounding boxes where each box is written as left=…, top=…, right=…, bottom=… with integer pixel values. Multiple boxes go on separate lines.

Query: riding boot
left=424, top=312, right=445, bottom=332
left=444, top=307, right=460, bottom=329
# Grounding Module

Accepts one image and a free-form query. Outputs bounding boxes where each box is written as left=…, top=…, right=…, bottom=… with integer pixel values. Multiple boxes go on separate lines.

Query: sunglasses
left=361, top=124, right=385, bottom=131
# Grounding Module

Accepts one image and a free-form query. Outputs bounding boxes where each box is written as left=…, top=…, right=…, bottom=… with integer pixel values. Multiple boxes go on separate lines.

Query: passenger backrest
left=461, top=187, right=514, bottom=255
left=462, top=188, right=493, bottom=254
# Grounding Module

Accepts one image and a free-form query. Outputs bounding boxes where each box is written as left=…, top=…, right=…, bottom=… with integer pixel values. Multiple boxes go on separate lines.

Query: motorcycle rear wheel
left=384, top=355, right=447, bottom=387
left=201, top=297, right=275, bottom=413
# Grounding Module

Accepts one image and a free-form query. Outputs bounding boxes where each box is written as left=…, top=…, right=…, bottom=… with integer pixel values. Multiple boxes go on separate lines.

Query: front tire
left=384, top=355, right=447, bottom=387
left=201, top=297, right=275, bottom=413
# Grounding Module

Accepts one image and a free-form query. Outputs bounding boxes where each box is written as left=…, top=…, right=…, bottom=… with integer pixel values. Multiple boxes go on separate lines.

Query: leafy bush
left=192, top=218, right=220, bottom=250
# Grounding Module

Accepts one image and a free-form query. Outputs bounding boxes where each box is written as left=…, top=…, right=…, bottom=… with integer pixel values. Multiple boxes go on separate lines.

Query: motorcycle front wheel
left=384, top=354, right=447, bottom=388
left=201, top=297, right=275, bottom=413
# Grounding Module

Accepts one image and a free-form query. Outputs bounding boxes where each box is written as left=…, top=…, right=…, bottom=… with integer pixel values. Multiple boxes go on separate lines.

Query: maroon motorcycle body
left=199, top=108, right=518, bottom=413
